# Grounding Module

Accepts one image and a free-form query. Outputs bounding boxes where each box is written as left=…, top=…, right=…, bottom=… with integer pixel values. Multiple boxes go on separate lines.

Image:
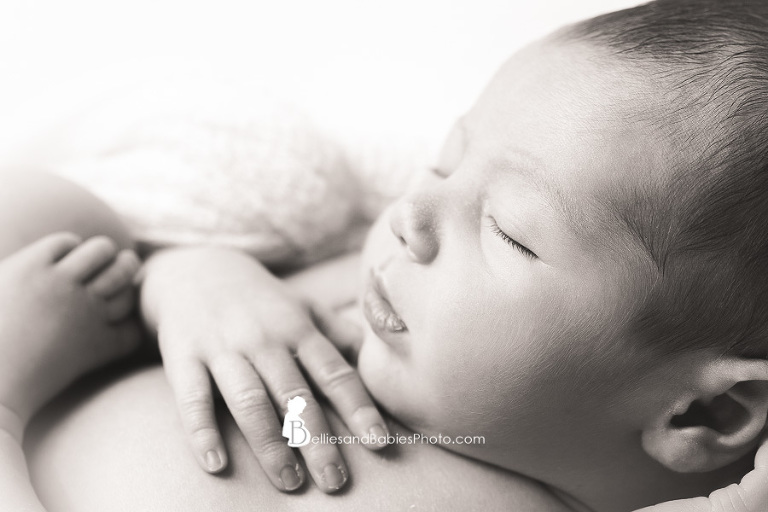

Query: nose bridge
left=389, top=187, right=442, bottom=264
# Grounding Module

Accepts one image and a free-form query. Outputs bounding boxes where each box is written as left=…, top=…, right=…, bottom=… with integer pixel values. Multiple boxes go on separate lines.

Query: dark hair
left=563, top=0, right=768, bottom=357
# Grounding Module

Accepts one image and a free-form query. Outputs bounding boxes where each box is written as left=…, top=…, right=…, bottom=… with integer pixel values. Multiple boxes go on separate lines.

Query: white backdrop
left=0, top=0, right=642, bottom=165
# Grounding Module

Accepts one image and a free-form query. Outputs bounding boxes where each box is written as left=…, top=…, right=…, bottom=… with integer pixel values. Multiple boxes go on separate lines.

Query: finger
left=87, top=249, right=141, bottom=299
left=57, top=236, right=118, bottom=282
left=296, top=330, right=388, bottom=450
left=723, top=464, right=768, bottom=511
left=634, top=468, right=768, bottom=512
left=164, top=357, right=228, bottom=474
left=103, top=286, right=137, bottom=323
left=633, top=497, right=712, bottom=512
left=250, top=347, right=351, bottom=493
left=20, top=232, right=83, bottom=263
left=209, top=355, right=305, bottom=492
left=754, top=430, right=768, bottom=468
left=310, top=303, right=363, bottom=362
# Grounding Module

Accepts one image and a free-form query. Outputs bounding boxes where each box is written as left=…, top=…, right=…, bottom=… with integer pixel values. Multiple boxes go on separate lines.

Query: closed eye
left=487, top=217, right=538, bottom=260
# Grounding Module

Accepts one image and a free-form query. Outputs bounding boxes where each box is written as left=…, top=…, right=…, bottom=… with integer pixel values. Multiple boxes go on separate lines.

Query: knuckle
left=178, top=390, right=214, bottom=417
left=256, top=436, right=292, bottom=464
left=709, top=483, right=748, bottom=512
left=190, top=425, right=220, bottom=444
left=282, top=328, right=315, bottom=349
left=233, top=387, right=270, bottom=407
left=295, top=326, right=323, bottom=345
left=231, top=388, right=273, bottom=421
left=315, top=362, right=357, bottom=393
left=285, top=312, right=320, bottom=339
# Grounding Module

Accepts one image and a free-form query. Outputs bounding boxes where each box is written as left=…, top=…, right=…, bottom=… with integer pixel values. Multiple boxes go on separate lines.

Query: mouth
left=363, top=269, right=408, bottom=340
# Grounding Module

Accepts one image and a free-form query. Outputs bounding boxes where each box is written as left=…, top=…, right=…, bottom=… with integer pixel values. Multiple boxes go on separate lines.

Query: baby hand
left=633, top=431, right=768, bottom=511
left=0, top=233, right=142, bottom=439
left=141, top=247, right=388, bottom=493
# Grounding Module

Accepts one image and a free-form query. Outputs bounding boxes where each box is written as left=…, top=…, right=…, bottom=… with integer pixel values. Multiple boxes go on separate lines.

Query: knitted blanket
left=48, top=82, right=432, bottom=270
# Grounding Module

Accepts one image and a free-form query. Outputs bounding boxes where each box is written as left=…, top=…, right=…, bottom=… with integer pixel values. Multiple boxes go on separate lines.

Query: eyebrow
left=458, top=118, right=634, bottom=244
left=457, top=119, right=573, bottom=219
left=459, top=120, right=660, bottom=268
left=488, top=143, right=646, bottom=260
left=486, top=148, right=582, bottom=228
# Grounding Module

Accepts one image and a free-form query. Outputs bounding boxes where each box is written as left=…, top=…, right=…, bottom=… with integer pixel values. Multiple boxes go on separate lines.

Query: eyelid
left=487, top=217, right=538, bottom=260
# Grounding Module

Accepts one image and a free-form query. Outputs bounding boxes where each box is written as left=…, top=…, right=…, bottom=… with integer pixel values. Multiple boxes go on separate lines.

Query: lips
left=364, top=269, right=408, bottom=337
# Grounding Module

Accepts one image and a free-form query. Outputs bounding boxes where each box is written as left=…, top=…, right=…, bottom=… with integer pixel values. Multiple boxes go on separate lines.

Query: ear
left=642, top=356, right=768, bottom=472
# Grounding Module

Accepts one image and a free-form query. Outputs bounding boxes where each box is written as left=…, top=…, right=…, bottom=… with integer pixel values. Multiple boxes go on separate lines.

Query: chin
left=358, top=334, right=412, bottom=422
left=358, top=334, right=394, bottom=399
left=358, top=335, right=439, bottom=434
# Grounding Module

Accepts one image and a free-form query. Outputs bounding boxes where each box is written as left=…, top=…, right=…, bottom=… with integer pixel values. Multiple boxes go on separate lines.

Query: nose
left=388, top=192, right=440, bottom=264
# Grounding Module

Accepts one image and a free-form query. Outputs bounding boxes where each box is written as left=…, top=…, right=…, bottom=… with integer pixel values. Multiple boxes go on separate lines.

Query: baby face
left=357, top=38, right=675, bottom=474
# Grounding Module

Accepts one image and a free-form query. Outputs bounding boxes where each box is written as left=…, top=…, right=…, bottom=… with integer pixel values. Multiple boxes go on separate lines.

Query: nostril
left=388, top=194, right=439, bottom=264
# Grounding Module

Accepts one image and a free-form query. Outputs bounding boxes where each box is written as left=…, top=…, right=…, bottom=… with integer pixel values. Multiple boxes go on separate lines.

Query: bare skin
left=0, top=170, right=145, bottom=511
left=0, top=170, right=562, bottom=510
left=0, top=233, right=142, bottom=426
left=4, top=167, right=768, bottom=512
left=24, top=251, right=573, bottom=512
left=0, top=170, right=144, bottom=429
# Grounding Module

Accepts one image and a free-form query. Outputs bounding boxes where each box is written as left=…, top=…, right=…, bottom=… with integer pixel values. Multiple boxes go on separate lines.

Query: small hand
left=634, top=433, right=768, bottom=512
left=144, top=248, right=388, bottom=493
left=0, top=233, right=142, bottom=436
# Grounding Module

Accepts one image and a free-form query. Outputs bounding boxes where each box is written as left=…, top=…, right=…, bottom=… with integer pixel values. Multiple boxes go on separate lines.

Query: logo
left=282, top=396, right=311, bottom=447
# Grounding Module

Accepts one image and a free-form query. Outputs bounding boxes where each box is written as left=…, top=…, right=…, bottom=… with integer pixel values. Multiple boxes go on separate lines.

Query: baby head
left=357, top=0, right=768, bottom=508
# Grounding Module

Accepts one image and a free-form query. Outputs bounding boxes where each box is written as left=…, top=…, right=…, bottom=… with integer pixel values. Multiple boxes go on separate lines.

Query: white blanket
left=43, top=81, right=431, bottom=269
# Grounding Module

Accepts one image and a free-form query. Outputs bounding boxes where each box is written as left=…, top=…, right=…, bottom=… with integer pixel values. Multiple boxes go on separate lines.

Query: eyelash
left=430, top=168, right=537, bottom=260
left=487, top=218, right=538, bottom=260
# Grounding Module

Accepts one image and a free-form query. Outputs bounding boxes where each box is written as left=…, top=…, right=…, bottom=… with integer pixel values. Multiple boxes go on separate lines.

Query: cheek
left=405, top=276, right=549, bottom=422
left=417, top=267, right=626, bottom=420
left=358, top=203, right=636, bottom=430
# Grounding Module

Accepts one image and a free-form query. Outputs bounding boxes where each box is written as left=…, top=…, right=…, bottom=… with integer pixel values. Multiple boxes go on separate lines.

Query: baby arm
left=140, top=246, right=388, bottom=493
left=0, top=234, right=142, bottom=511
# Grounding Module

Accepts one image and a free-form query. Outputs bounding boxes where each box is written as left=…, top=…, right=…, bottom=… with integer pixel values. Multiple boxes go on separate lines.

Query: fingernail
left=322, top=463, right=348, bottom=491
left=206, top=450, right=223, bottom=472
left=280, top=464, right=303, bottom=491
left=369, top=424, right=388, bottom=445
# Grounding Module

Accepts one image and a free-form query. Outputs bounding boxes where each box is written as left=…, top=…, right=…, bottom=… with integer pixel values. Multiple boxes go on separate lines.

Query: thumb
left=634, top=436, right=768, bottom=512
left=309, top=302, right=364, bottom=362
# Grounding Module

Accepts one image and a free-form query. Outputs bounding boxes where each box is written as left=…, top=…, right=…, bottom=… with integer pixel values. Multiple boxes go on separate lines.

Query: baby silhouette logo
left=283, top=396, right=311, bottom=447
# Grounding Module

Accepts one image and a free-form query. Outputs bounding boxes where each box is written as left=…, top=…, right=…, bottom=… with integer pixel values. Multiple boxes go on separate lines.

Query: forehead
left=461, top=39, right=673, bottom=259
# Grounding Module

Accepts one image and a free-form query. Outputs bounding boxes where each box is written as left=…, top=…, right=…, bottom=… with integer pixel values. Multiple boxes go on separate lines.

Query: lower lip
left=363, top=276, right=409, bottom=344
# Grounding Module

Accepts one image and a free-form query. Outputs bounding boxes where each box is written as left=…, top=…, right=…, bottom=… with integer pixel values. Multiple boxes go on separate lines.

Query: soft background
left=0, top=0, right=644, bottom=268
left=0, top=0, right=642, bottom=164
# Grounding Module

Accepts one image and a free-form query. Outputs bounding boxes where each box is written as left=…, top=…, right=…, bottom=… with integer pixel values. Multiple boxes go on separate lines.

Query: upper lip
left=371, top=269, right=392, bottom=303
left=369, top=268, right=407, bottom=332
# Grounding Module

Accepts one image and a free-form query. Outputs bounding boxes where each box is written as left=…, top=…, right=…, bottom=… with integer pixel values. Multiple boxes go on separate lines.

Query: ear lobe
left=642, top=358, right=768, bottom=473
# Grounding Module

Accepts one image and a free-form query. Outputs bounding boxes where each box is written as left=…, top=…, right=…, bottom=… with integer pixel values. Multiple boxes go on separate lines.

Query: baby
left=4, top=0, right=768, bottom=510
